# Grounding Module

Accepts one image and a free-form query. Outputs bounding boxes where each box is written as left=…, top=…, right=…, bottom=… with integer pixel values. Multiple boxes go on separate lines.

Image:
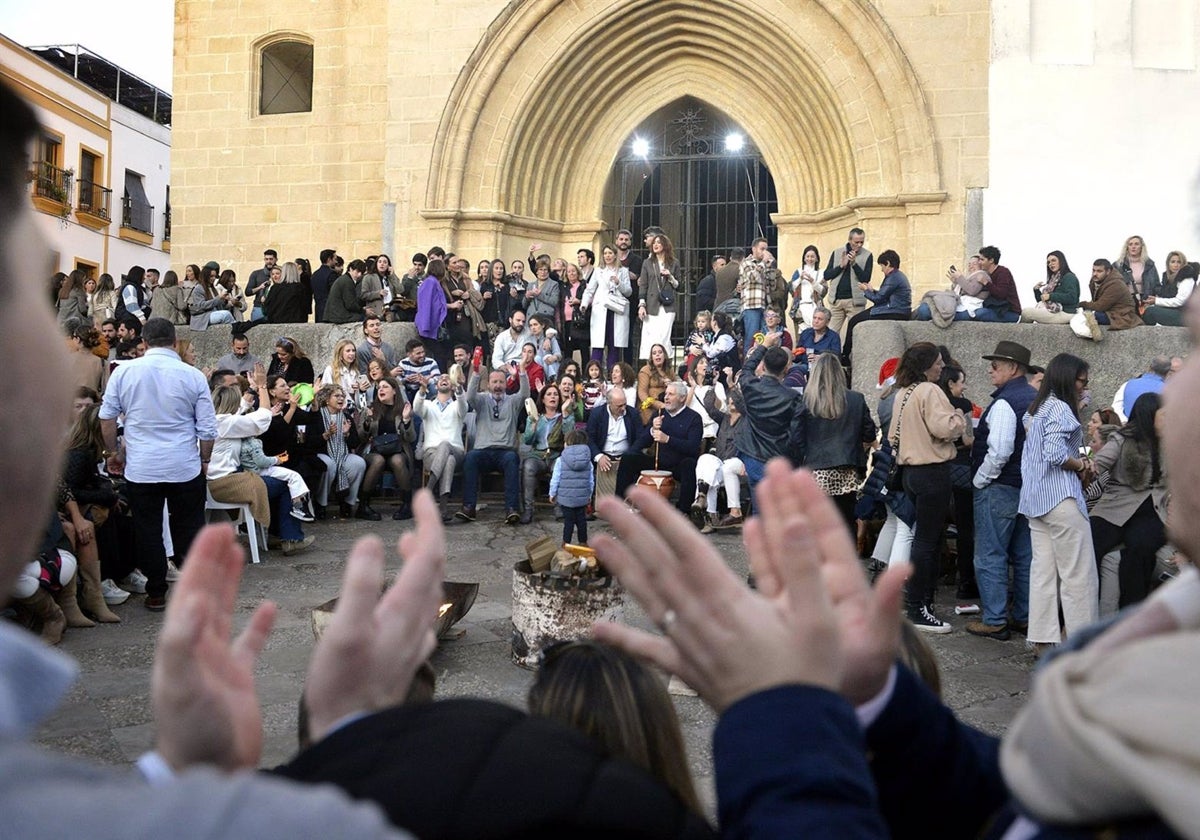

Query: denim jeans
left=972, top=482, right=1032, bottom=627
left=741, top=308, right=765, bottom=353
left=740, top=454, right=767, bottom=512
left=969, top=307, right=1020, bottom=323
left=462, top=447, right=520, bottom=510
left=264, top=476, right=303, bottom=541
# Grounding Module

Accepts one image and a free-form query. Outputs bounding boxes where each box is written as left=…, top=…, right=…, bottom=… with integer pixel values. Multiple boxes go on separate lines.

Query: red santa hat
left=877, top=357, right=900, bottom=389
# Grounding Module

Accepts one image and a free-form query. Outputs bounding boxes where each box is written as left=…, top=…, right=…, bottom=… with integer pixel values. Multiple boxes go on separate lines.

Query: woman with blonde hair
left=264, top=260, right=310, bottom=324
left=1115, top=234, right=1160, bottom=306
left=320, top=339, right=366, bottom=398
left=206, top=383, right=273, bottom=538
left=801, top=352, right=876, bottom=530
left=528, top=640, right=701, bottom=814
left=1143, top=250, right=1195, bottom=326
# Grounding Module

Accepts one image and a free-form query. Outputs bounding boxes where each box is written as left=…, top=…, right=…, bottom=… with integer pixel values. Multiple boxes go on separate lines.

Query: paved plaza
left=35, top=503, right=1034, bottom=807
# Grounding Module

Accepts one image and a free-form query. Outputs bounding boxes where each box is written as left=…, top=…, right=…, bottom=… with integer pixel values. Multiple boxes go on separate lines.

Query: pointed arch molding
left=424, top=0, right=945, bottom=233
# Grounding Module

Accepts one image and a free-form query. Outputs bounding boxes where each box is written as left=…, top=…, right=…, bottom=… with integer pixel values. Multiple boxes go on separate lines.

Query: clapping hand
left=152, top=525, right=278, bottom=770
left=303, top=491, right=446, bottom=743
left=592, top=459, right=909, bottom=712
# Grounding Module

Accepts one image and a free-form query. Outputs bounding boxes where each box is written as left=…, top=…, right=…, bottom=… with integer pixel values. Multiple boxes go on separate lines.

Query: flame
left=438, top=602, right=453, bottom=618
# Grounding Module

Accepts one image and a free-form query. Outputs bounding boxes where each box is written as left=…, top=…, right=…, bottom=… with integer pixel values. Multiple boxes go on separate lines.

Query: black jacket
left=586, top=402, right=643, bottom=460
left=735, top=346, right=805, bottom=464
left=273, top=699, right=715, bottom=840
left=264, top=283, right=312, bottom=324
left=800, top=390, right=876, bottom=470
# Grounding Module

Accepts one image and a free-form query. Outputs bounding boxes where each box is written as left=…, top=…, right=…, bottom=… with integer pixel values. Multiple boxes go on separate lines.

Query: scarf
left=321, top=407, right=351, bottom=493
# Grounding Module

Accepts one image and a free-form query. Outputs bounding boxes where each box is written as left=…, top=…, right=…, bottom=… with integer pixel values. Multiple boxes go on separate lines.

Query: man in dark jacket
left=310, top=248, right=337, bottom=322
left=325, top=260, right=366, bottom=324
left=586, top=389, right=642, bottom=500
left=615, top=381, right=703, bottom=515
left=967, top=341, right=1036, bottom=641
left=694, top=252, right=726, bottom=314
left=735, top=335, right=805, bottom=498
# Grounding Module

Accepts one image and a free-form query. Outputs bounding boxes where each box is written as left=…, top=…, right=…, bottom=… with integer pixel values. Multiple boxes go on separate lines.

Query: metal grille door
left=604, top=102, right=778, bottom=344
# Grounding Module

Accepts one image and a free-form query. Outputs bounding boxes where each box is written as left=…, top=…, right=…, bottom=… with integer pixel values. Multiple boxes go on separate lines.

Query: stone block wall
left=851, top=321, right=1190, bottom=417
left=190, top=322, right=418, bottom=374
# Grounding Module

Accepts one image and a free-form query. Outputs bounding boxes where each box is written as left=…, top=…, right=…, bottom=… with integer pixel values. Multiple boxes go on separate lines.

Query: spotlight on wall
left=724, top=132, right=745, bottom=152
left=632, top=137, right=650, bottom=158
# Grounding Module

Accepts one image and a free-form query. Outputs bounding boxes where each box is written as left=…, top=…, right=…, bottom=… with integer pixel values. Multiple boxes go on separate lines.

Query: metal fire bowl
left=311, top=581, right=479, bottom=641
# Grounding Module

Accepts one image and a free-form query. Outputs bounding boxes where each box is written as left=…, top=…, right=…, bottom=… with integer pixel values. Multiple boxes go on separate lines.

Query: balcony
left=30, top=162, right=71, bottom=216
left=119, top=196, right=155, bottom=245
left=75, top=180, right=112, bottom=230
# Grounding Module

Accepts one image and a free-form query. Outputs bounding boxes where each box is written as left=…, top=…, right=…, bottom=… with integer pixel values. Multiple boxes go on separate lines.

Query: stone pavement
left=33, top=501, right=1034, bottom=810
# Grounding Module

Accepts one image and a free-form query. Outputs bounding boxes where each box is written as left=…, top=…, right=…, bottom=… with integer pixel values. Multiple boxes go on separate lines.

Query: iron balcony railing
left=78, top=180, right=112, bottom=220
left=121, top=195, right=154, bottom=234
left=32, top=161, right=71, bottom=204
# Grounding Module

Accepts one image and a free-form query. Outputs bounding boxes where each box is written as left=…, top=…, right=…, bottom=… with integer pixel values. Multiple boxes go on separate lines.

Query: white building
left=986, top=0, right=1200, bottom=291
left=1, top=36, right=172, bottom=283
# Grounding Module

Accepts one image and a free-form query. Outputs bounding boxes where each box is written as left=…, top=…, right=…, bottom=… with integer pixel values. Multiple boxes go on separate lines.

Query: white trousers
left=696, top=453, right=745, bottom=512
left=1027, top=498, right=1099, bottom=644
left=872, top=510, right=914, bottom=567
left=638, top=310, right=676, bottom=362
left=259, top=465, right=310, bottom=501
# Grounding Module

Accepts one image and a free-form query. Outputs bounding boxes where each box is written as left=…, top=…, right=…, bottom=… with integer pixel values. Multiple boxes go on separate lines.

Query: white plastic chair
left=204, top=489, right=267, bottom=564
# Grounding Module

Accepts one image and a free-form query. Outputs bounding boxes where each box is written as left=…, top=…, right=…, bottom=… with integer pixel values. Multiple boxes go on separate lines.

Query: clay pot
left=637, top=469, right=676, bottom=500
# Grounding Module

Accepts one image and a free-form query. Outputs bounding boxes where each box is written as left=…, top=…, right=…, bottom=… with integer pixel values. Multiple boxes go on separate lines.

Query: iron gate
left=603, top=102, right=779, bottom=346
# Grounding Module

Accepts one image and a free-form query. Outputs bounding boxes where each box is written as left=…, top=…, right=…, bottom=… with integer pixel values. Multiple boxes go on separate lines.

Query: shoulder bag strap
left=890, top=385, right=917, bottom=452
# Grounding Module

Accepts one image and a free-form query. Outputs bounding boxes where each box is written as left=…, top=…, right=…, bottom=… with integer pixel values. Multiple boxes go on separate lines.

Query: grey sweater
left=466, top=371, right=529, bottom=449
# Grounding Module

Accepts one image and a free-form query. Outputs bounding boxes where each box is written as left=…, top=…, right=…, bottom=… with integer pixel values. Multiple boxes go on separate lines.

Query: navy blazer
left=586, top=402, right=642, bottom=461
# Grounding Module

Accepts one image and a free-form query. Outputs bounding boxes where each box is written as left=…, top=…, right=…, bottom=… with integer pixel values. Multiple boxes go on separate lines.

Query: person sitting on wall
left=614, top=380, right=703, bottom=517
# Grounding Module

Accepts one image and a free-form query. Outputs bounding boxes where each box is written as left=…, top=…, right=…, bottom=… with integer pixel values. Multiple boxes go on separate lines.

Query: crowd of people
left=11, top=76, right=1200, bottom=838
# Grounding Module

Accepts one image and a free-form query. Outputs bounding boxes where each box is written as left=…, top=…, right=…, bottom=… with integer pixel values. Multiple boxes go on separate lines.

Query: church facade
left=171, top=0, right=1200, bottom=294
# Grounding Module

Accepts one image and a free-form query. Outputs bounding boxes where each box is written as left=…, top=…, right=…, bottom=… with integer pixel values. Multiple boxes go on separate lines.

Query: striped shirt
left=397, top=357, right=440, bottom=401
left=1018, top=394, right=1087, bottom=519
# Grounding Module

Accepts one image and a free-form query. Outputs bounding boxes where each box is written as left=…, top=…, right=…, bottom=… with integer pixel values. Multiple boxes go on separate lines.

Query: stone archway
left=424, top=0, right=946, bottom=251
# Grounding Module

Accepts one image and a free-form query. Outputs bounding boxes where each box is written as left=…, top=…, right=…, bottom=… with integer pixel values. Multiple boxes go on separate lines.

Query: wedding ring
left=659, top=609, right=677, bottom=634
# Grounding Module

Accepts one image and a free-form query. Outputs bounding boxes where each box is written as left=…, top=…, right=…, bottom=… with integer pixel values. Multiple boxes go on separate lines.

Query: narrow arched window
left=259, top=40, right=313, bottom=115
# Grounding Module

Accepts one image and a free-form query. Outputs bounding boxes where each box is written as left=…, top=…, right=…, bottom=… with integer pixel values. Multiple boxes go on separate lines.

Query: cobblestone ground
left=34, top=501, right=1033, bottom=812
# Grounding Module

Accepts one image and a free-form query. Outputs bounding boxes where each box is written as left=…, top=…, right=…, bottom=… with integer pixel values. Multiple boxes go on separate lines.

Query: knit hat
left=877, top=357, right=899, bottom=390
left=203, top=260, right=221, bottom=273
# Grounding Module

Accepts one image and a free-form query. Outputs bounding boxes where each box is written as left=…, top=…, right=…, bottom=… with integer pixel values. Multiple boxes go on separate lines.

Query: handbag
left=604, top=288, right=628, bottom=314
left=658, top=286, right=675, bottom=309
left=371, top=433, right=403, bottom=456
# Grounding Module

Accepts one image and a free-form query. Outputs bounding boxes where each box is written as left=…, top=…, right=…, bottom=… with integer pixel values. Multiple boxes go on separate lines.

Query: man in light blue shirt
left=100, top=318, right=217, bottom=611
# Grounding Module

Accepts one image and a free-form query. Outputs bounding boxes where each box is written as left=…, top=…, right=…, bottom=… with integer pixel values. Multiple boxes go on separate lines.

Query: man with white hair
left=586, top=386, right=643, bottom=500
left=614, top=380, right=703, bottom=516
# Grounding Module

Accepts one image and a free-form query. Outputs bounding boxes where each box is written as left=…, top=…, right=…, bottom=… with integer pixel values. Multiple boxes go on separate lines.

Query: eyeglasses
left=492, top=403, right=501, bottom=420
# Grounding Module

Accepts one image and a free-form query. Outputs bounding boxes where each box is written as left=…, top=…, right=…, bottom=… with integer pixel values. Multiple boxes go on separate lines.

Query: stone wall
left=190, top=322, right=419, bottom=374
left=850, top=321, right=1190, bottom=415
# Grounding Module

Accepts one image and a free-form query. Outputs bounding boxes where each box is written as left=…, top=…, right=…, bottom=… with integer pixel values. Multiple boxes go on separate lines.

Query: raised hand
left=152, top=525, right=278, bottom=770
left=303, top=490, right=446, bottom=743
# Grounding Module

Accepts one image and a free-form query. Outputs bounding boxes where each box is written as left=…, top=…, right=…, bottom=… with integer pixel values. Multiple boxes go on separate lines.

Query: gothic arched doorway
left=603, top=97, right=778, bottom=343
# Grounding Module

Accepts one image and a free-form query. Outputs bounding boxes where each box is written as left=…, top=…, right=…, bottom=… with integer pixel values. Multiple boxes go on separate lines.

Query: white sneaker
left=101, top=578, right=131, bottom=605
left=166, top=560, right=181, bottom=582
left=290, top=506, right=315, bottom=522
left=119, top=569, right=149, bottom=594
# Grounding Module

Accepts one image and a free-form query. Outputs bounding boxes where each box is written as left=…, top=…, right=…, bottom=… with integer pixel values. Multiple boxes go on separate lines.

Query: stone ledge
left=851, top=320, right=1190, bottom=414
left=191, top=321, right=420, bottom=373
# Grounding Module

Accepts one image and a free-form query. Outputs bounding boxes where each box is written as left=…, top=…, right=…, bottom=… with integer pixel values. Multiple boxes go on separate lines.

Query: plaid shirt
left=738, top=258, right=770, bottom=310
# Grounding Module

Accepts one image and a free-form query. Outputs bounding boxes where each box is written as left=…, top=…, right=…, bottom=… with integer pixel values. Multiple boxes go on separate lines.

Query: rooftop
left=26, top=43, right=171, bottom=127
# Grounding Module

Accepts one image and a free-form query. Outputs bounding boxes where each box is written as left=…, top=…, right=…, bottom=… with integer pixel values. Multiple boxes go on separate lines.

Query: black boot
left=355, top=497, right=382, bottom=521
